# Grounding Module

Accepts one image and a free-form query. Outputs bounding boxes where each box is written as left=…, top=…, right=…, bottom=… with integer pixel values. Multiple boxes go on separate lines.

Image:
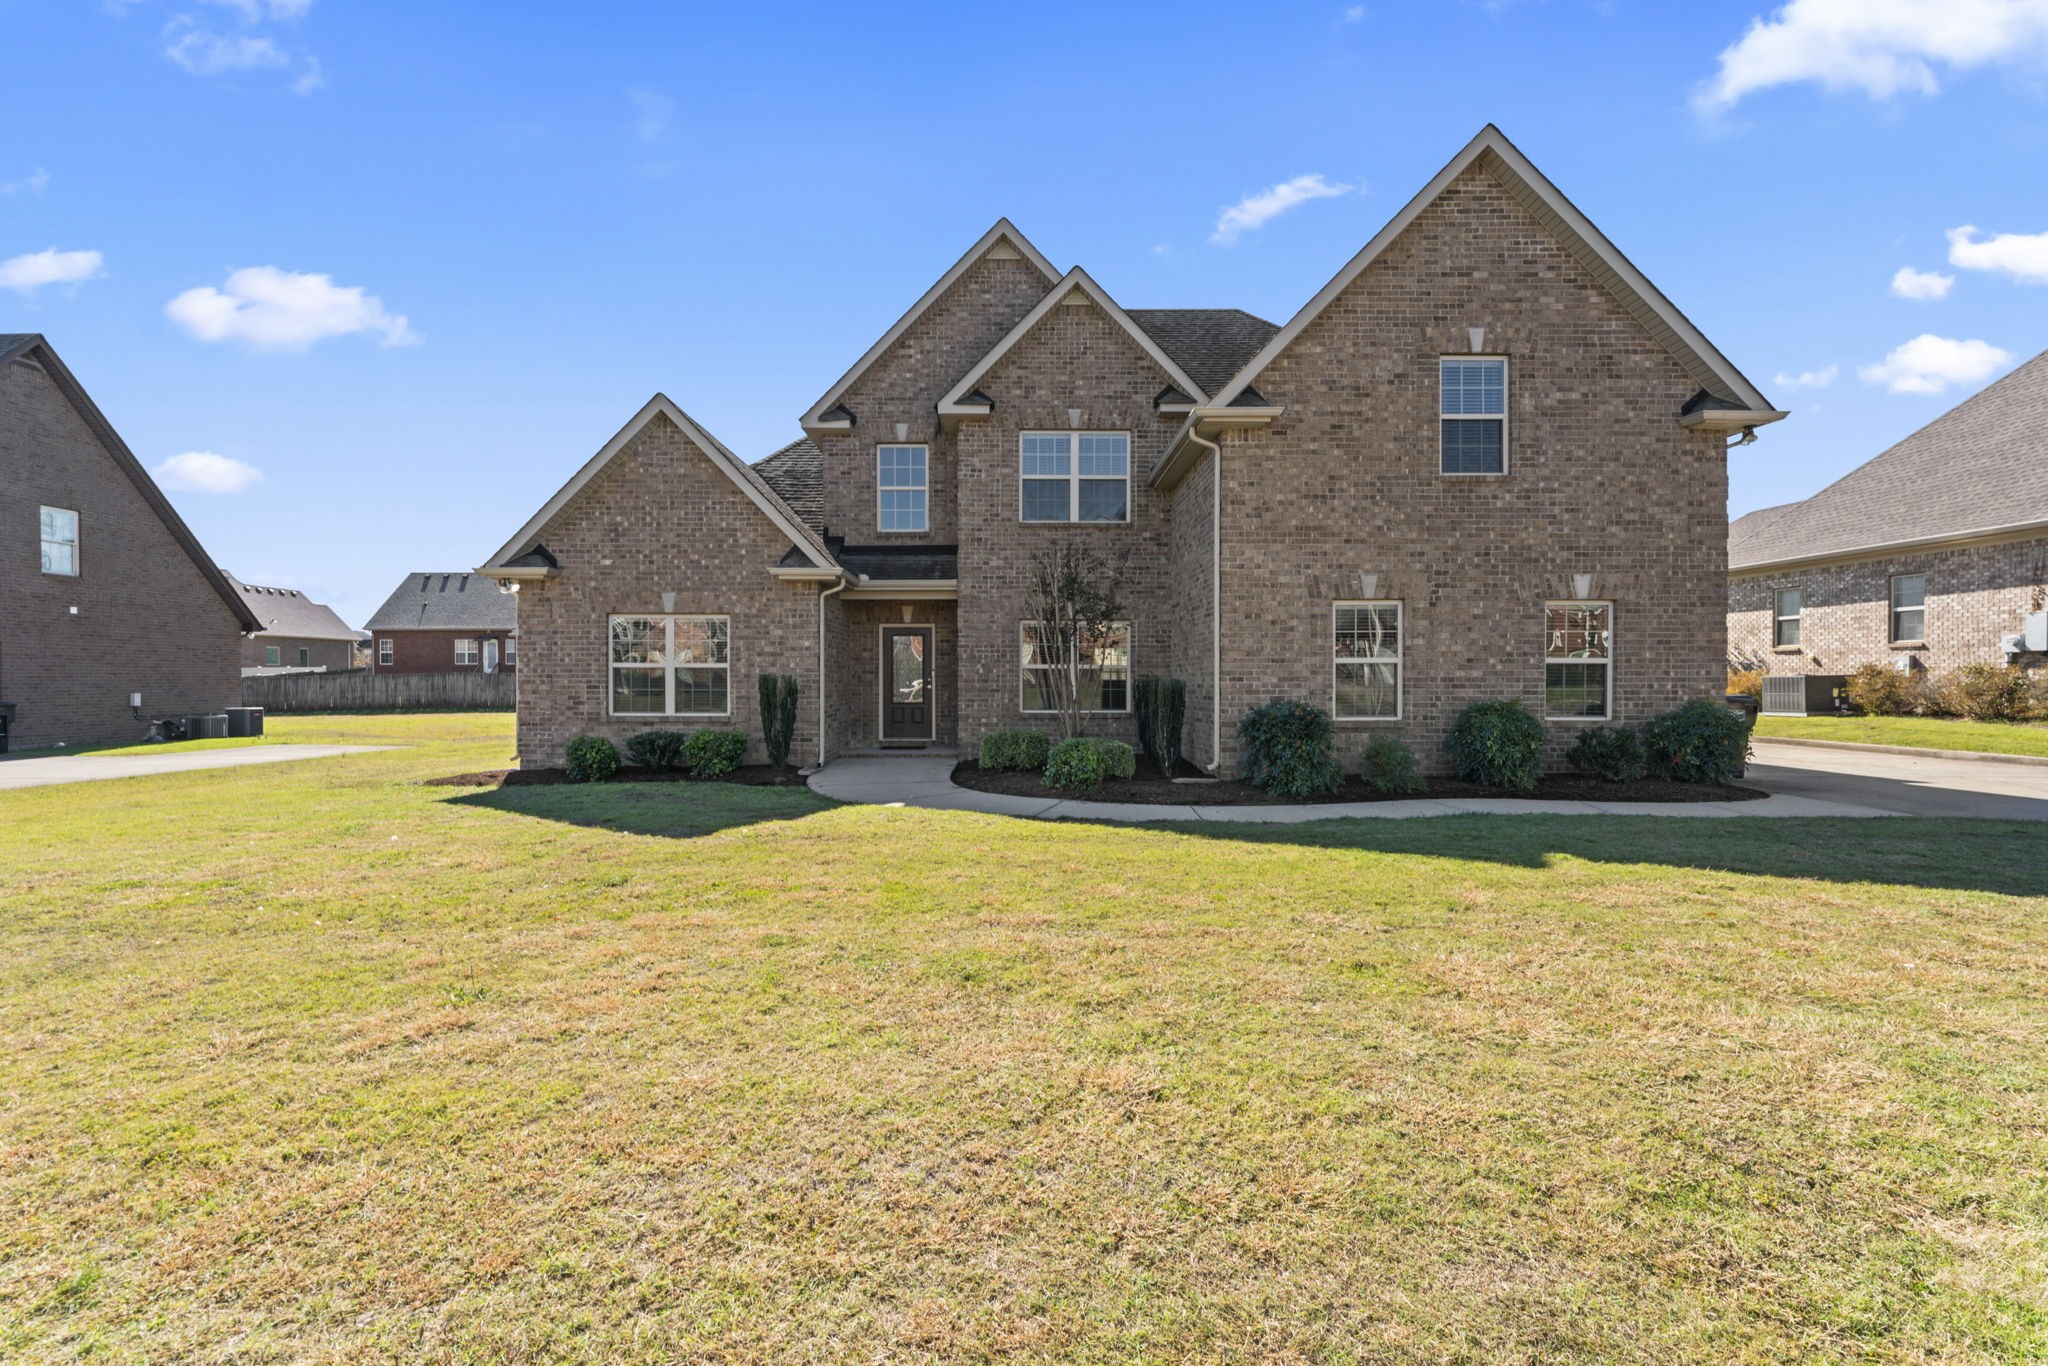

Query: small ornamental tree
left=757, top=673, right=801, bottom=767
left=1023, top=540, right=1130, bottom=740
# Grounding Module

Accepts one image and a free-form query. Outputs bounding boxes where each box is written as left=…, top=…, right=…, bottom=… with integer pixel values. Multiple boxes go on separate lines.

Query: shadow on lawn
left=443, top=780, right=834, bottom=839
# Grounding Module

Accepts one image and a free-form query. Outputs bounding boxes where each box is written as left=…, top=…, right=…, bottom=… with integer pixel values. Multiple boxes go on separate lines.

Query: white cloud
left=1858, top=333, right=2014, bottom=393
left=0, top=248, right=106, bottom=295
left=0, top=168, right=50, bottom=196
left=1211, top=174, right=1356, bottom=246
left=1695, top=0, right=2048, bottom=113
left=1890, top=265, right=1955, bottom=299
left=1773, top=363, right=1839, bottom=389
left=291, top=56, right=324, bottom=95
left=164, top=26, right=290, bottom=76
left=1947, top=224, right=2048, bottom=282
left=155, top=451, right=264, bottom=494
left=628, top=87, right=675, bottom=143
left=166, top=266, right=421, bottom=351
left=1343, top=5, right=1366, bottom=20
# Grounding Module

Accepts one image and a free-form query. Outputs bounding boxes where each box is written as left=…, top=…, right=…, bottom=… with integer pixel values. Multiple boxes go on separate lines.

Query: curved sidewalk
left=807, top=756, right=1894, bottom=823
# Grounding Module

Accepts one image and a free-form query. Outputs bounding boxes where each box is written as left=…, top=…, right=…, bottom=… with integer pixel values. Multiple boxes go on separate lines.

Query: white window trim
left=1018, top=619, right=1132, bottom=715
left=1439, top=356, right=1509, bottom=478
left=454, top=638, right=480, bottom=666
left=1018, top=431, right=1131, bottom=524
left=1772, top=587, right=1802, bottom=648
left=876, top=443, right=929, bottom=535
left=1332, top=600, right=1402, bottom=721
left=1543, top=599, right=1614, bottom=722
left=377, top=638, right=393, bottom=666
left=264, top=645, right=281, bottom=667
left=504, top=636, right=517, bottom=663
left=607, top=613, right=732, bottom=718
left=1889, top=573, right=1927, bottom=645
left=40, top=505, right=80, bottom=577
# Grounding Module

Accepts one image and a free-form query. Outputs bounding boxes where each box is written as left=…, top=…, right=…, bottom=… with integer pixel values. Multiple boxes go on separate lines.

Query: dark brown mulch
left=950, top=758, right=1768, bottom=806
left=425, top=765, right=808, bottom=789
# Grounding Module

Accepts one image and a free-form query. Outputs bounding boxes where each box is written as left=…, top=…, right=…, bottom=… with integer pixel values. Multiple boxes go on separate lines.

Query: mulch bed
left=951, top=758, right=1768, bottom=806
left=426, top=765, right=808, bottom=789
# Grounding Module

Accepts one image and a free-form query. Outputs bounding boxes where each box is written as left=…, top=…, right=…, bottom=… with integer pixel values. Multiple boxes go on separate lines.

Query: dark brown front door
left=881, top=626, right=933, bottom=742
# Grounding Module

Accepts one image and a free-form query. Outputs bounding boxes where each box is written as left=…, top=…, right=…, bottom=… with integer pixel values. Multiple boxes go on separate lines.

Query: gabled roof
left=1729, top=346, right=2048, bottom=571
left=801, top=220, right=1060, bottom=430
left=1206, top=125, right=1783, bottom=424
left=937, top=268, right=1210, bottom=417
left=481, top=394, right=836, bottom=574
left=1, top=333, right=261, bottom=632
left=754, top=436, right=824, bottom=533
left=225, top=576, right=357, bottom=641
left=364, top=572, right=519, bottom=632
left=1127, top=310, right=1280, bottom=398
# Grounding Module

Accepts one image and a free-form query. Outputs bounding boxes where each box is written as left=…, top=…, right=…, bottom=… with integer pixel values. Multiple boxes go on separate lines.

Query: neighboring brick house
left=0, top=334, right=260, bottom=749
left=228, top=576, right=357, bottom=674
left=483, top=126, right=1784, bottom=773
left=364, top=572, right=518, bottom=675
left=1729, top=348, right=2048, bottom=681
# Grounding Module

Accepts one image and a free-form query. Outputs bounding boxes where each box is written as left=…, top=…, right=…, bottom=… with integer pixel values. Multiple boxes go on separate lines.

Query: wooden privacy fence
left=242, top=670, right=516, bottom=712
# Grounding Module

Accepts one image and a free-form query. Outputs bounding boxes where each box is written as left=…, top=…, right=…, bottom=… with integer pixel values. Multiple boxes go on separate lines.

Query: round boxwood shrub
left=1044, top=736, right=1110, bottom=791
left=1640, top=699, right=1750, bottom=784
left=1358, top=734, right=1426, bottom=795
left=565, top=734, right=620, bottom=783
left=624, top=730, right=689, bottom=772
left=683, top=728, right=749, bottom=778
left=1444, top=700, right=1545, bottom=791
left=979, top=728, right=1051, bottom=772
left=1094, top=738, right=1136, bottom=781
left=1237, top=699, right=1343, bottom=798
left=1565, top=725, right=1646, bottom=783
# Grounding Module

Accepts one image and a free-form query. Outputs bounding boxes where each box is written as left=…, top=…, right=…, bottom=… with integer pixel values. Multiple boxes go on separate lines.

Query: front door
left=881, top=626, right=933, bottom=742
left=482, top=638, right=500, bottom=674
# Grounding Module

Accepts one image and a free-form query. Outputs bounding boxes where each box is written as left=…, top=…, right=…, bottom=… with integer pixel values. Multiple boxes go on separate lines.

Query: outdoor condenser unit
left=1760, top=674, right=1848, bottom=717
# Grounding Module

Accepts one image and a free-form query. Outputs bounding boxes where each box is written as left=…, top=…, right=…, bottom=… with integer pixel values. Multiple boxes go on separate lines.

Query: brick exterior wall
left=242, top=636, right=354, bottom=671
left=368, top=629, right=517, bottom=675
left=1729, top=533, right=2048, bottom=677
left=1168, top=449, right=1217, bottom=769
left=0, top=356, right=244, bottom=749
left=829, top=600, right=958, bottom=751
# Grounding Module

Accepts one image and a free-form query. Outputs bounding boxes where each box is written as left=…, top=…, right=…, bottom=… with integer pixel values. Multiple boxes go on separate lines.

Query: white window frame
left=377, top=638, right=393, bottom=666
left=1772, top=587, right=1802, bottom=648
left=1332, top=601, right=1402, bottom=721
left=876, top=444, right=929, bottom=534
left=454, top=638, right=480, bottom=666
left=1889, top=573, right=1927, bottom=644
left=608, top=613, right=732, bottom=718
left=39, top=505, right=79, bottom=577
left=1018, top=431, right=1131, bottom=524
left=505, top=635, right=517, bottom=665
left=1544, top=600, right=1613, bottom=721
left=1018, top=619, right=1132, bottom=714
left=1439, top=356, right=1509, bottom=477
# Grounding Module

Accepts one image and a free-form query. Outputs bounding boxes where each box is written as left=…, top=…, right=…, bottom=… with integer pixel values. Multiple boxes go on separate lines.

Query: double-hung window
left=297, top=647, right=310, bottom=667
left=264, top=645, right=281, bottom=667
left=877, top=444, right=928, bottom=533
left=1773, top=588, right=1802, bottom=647
left=1020, top=432, right=1129, bottom=523
left=1440, top=358, right=1507, bottom=474
left=1020, top=620, right=1130, bottom=713
left=505, top=635, right=517, bottom=665
left=610, top=614, right=730, bottom=716
left=454, top=638, right=480, bottom=666
left=1889, top=574, right=1926, bottom=643
left=1544, top=601, right=1612, bottom=719
left=40, top=506, right=79, bottom=576
left=377, top=639, right=393, bottom=666
left=1333, top=602, right=1401, bottom=719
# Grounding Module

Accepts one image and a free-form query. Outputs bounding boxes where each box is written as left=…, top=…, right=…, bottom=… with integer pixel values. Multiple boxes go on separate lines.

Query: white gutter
left=815, top=573, right=848, bottom=768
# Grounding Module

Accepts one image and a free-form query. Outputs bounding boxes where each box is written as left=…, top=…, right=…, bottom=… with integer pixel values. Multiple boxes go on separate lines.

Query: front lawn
left=1756, top=713, right=2048, bottom=758
left=3, top=714, right=2046, bottom=1361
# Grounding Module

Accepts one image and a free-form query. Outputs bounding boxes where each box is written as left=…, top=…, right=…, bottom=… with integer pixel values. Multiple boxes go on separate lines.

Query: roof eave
left=1680, top=408, right=1790, bottom=434
left=1148, top=406, right=1284, bottom=490
left=1730, top=515, right=2048, bottom=574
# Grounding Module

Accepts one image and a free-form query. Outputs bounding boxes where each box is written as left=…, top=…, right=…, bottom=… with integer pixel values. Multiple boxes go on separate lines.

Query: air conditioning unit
left=1760, top=674, right=1847, bottom=717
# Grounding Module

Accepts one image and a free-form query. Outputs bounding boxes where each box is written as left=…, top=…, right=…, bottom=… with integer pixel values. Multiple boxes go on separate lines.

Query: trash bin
left=226, top=706, right=264, bottom=738
left=1723, top=692, right=1760, bottom=729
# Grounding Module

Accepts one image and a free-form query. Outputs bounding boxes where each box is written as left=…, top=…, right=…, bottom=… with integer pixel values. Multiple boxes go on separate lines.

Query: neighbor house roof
left=2, top=333, right=262, bottom=632
left=754, top=436, right=824, bottom=532
left=364, top=572, right=520, bottom=632
left=1729, top=347, right=2048, bottom=571
left=226, top=576, right=357, bottom=640
left=1127, top=309, right=1280, bottom=398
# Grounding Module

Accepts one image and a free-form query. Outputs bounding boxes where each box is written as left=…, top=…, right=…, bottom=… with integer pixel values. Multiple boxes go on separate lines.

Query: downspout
left=1182, top=422, right=1224, bottom=773
left=814, top=572, right=848, bottom=769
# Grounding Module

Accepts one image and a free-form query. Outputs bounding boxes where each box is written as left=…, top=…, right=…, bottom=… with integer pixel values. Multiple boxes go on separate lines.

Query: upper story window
left=610, top=613, right=730, bottom=717
left=455, top=638, right=480, bottom=666
left=1545, top=601, right=1612, bottom=719
left=1333, top=601, right=1401, bottom=720
left=1020, top=432, right=1129, bottom=523
left=1773, top=587, right=1802, bottom=647
left=877, top=444, right=928, bottom=533
left=40, top=506, right=79, bottom=576
left=1890, top=573, right=1926, bottom=643
left=378, top=638, right=393, bottom=666
left=1440, top=358, right=1507, bottom=475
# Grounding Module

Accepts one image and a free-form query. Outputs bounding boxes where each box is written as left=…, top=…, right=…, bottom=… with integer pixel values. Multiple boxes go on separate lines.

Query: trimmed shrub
left=1237, top=699, right=1343, bottom=798
left=1095, top=738, right=1136, bottom=780
left=1358, top=735, right=1426, bottom=795
left=1642, top=698, right=1750, bottom=784
left=624, top=730, right=689, bottom=772
left=979, top=728, right=1051, bottom=772
left=1846, top=662, right=1917, bottom=716
left=1566, top=725, right=1647, bottom=783
left=1444, top=700, right=1545, bottom=791
left=564, top=734, right=620, bottom=783
left=1044, top=737, right=1111, bottom=791
left=2028, top=669, right=2048, bottom=722
left=1725, top=669, right=1763, bottom=700
left=757, top=673, right=801, bottom=767
left=1932, top=663, right=2032, bottom=722
left=683, top=728, right=748, bottom=778
left=1134, top=677, right=1187, bottom=775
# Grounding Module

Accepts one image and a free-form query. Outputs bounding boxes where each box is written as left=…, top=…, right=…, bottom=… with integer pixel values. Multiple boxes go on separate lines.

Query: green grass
left=3, top=713, right=2047, bottom=1361
left=1756, top=713, right=2048, bottom=758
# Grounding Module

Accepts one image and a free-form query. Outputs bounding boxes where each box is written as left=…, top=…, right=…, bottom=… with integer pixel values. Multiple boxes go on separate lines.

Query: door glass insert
left=891, top=632, right=925, bottom=703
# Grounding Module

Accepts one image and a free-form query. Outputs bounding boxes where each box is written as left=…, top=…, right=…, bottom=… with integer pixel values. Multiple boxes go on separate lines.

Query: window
left=505, top=635, right=517, bottom=665
left=610, top=614, right=730, bottom=716
left=39, top=506, right=78, bottom=576
left=877, top=445, right=928, bottom=533
left=297, top=647, right=310, bottom=667
left=1020, top=620, right=1130, bottom=713
left=1890, top=574, right=1926, bottom=643
left=1020, top=432, right=1129, bottom=523
left=1440, top=358, right=1506, bottom=474
left=1333, top=602, right=1401, bottom=719
left=1772, top=588, right=1802, bottom=647
left=454, top=638, right=480, bottom=666
left=378, top=639, right=393, bottom=666
left=1545, top=601, right=1612, bottom=719
left=264, top=645, right=281, bottom=667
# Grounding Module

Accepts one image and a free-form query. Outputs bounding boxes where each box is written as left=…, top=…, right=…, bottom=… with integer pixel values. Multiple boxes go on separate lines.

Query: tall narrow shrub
left=1134, top=677, right=1187, bottom=775
left=757, top=673, right=801, bottom=767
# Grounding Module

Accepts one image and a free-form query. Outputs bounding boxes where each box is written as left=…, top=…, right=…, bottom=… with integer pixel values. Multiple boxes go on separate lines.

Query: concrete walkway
left=0, top=745, right=390, bottom=792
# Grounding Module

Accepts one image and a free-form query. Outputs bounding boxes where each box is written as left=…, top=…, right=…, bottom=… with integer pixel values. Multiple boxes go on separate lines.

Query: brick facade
left=242, top=635, right=354, bottom=671
left=368, top=629, right=517, bottom=675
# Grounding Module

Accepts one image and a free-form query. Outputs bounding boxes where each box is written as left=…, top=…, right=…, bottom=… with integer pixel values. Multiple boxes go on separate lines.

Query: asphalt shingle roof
left=754, top=436, right=824, bottom=532
left=776, top=538, right=957, bottom=581
left=1729, top=347, right=2048, bottom=570
left=226, top=576, right=357, bottom=640
left=1127, top=309, right=1280, bottom=398
left=363, top=572, right=519, bottom=632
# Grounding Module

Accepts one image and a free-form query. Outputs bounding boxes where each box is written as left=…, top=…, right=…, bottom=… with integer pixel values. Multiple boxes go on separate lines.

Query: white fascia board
left=1680, top=408, right=1790, bottom=433
left=839, top=580, right=959, bottom=601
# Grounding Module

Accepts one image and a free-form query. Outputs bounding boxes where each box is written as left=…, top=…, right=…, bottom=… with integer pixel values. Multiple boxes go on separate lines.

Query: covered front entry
left=880, top=624, right=934, bottom=742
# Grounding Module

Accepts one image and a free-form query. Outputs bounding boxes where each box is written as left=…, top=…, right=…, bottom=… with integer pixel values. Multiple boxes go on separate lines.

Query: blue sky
left=3, top=0, right=2045, bottom=627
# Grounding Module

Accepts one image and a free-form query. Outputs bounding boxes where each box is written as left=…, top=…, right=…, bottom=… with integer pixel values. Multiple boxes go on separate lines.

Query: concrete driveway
left=1748, top=740, right=2048, bottom=821
left=0, top=745, right=389, bottom=791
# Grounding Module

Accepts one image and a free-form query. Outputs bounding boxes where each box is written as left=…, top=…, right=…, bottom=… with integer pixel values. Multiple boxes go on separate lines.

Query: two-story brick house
left=483, top=127, right=1784, bottom=774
